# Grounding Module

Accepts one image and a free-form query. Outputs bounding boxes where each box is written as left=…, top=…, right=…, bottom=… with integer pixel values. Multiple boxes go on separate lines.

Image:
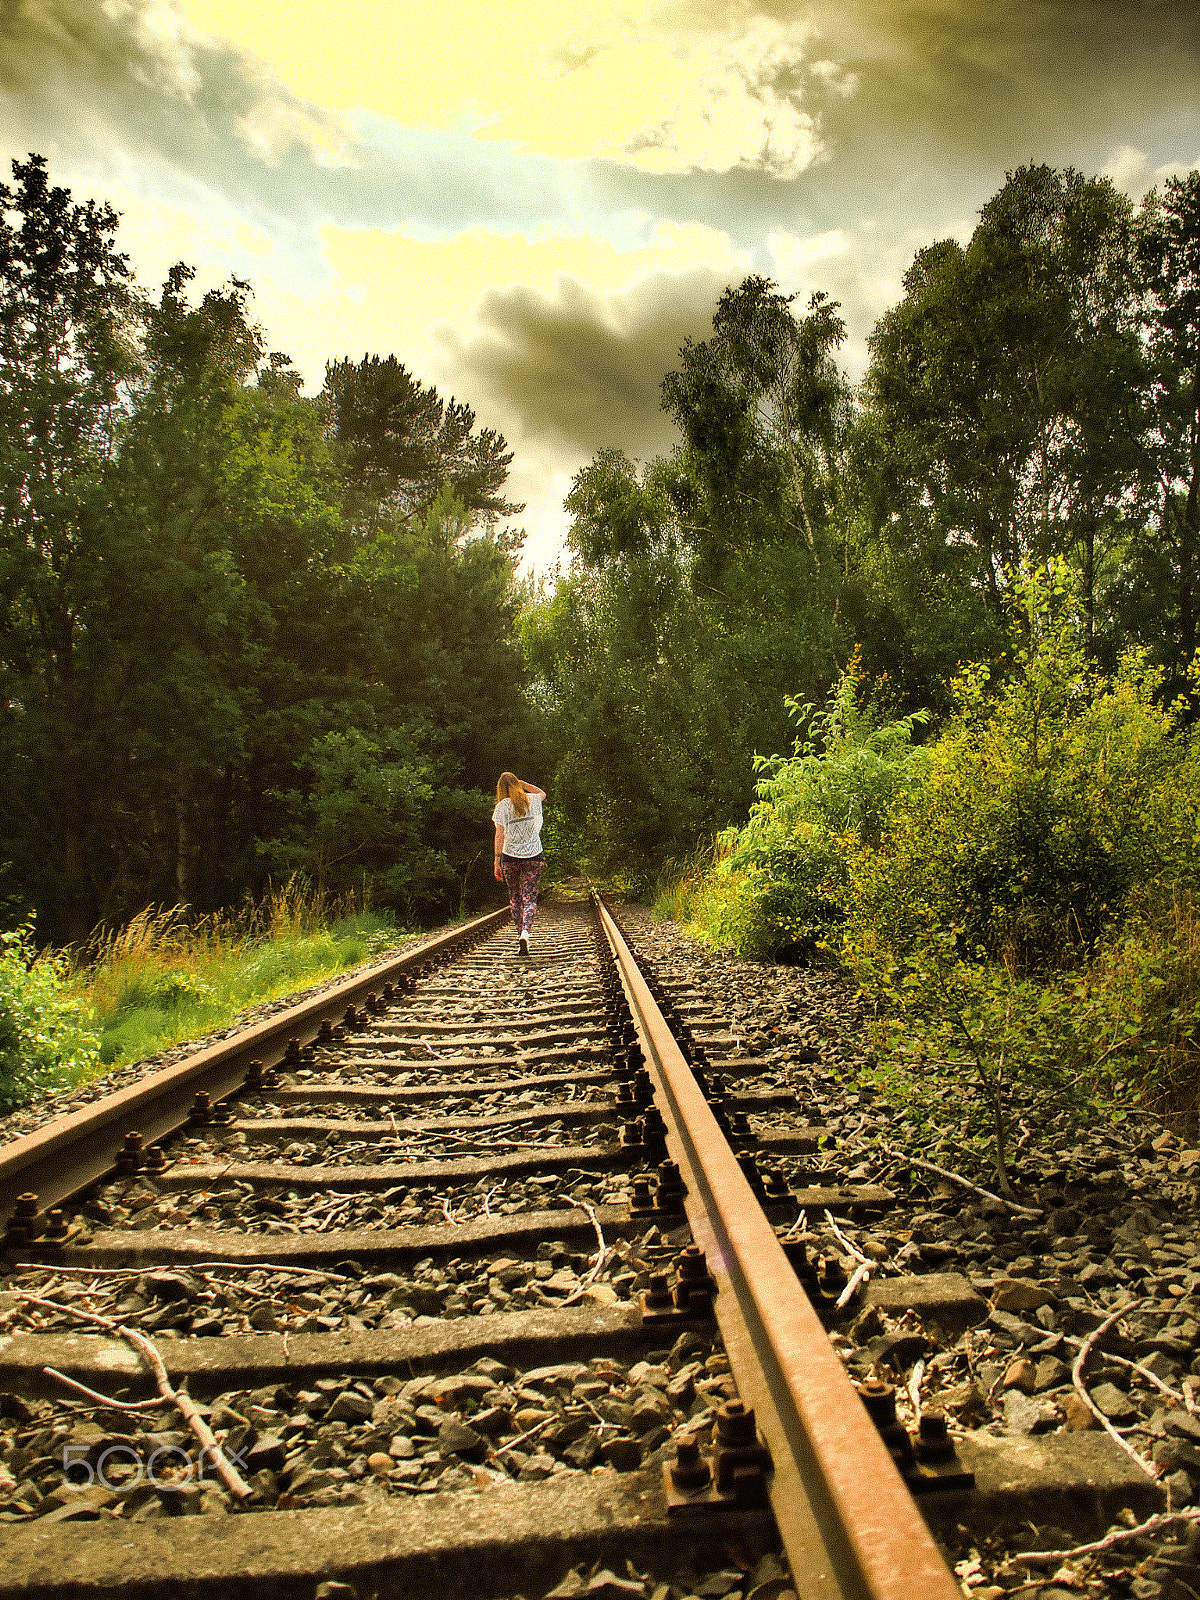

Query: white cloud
left=1103, top=144, right=1199, bottom=198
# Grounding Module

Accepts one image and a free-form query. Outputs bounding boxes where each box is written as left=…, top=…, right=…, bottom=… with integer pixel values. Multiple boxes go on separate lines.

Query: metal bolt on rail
left=713, top=1400, right=772, bottom=1503
left=673, top=1244, right=714, bottom=1312
left=115, top=1130, right=144, bottom=1175
left=654, top=1160, right=687, bottom=1214
left=188, top=1091, right=213, bottom=1126
left=3, top=1191, right=39, bottom=1248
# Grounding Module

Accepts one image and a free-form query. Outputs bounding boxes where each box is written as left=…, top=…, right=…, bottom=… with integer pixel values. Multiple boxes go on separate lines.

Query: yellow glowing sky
left=5, top=0, right=1193, bottom=566
left=181, top=0, right=806, bottom=171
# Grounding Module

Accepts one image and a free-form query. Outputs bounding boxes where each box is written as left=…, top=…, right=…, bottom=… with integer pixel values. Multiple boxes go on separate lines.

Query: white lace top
left=492, top=794, right=544, bottom=858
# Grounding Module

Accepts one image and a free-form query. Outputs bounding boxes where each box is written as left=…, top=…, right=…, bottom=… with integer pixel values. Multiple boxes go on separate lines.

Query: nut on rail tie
left=115, top=1131, right=145, bottom=1175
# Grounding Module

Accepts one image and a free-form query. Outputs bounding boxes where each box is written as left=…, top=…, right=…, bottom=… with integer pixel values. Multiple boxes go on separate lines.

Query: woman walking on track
left=493, top=772, right=546, bottom=957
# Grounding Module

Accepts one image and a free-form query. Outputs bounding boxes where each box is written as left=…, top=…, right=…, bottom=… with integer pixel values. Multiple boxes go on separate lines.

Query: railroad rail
left=0, top=896, right=969, bottom=1598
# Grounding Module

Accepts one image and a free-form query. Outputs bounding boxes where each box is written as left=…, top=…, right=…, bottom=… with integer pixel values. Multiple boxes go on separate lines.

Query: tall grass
left=76, top=878, right=408, bottom=1073
left=652, top=838, right=772, bottom=954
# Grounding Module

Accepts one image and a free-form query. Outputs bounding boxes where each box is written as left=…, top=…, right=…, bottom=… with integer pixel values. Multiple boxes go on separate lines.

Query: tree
left=0, top=154, right=144, bottom=939
left=525, top=279, right=869, bottom=880
left=1139, top=172, right=1200, bottom=691
left=320, top=354, right=521, bottom=535
left=866, top=166, right=1150, bottom=638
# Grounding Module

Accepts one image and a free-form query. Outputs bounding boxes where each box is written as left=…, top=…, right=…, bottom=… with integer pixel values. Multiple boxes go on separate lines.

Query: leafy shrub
left=844, top=570, right=1200, bottom=971
left=686, top=656, right=929, bottom=958
left=0, top=925, right=100, bottom=1108
left=672, top=565, right=1200, bottom=1175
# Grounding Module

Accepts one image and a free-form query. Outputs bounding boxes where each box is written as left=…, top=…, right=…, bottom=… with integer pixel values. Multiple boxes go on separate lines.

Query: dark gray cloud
left=794, top=0, right=1200, bottom=180
left=442, top=268, right=726, bottom=457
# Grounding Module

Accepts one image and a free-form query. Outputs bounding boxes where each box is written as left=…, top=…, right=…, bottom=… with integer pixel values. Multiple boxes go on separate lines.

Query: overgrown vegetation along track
left=0, top=896, right=1177, bottom=1600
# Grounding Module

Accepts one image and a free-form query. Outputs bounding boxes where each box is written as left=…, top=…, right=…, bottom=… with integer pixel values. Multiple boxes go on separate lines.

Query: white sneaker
left=519, top=933, right=529, bottom=957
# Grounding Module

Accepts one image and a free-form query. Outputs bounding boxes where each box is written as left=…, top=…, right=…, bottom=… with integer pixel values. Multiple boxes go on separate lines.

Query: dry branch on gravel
left=14, top=1291, right=253, bottom=1500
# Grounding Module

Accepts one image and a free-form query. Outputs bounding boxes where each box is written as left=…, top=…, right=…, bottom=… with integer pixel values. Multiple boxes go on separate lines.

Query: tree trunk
left=1081, top=519, right=1096, bottom=655
left=175, top=768, right=193, bottom=911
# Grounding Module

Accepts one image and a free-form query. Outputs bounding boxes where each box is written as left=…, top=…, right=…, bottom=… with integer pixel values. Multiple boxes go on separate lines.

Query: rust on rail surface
left=593, top=894, right=961, bottom=1600
left=0, top=907, right=509, bottom=1227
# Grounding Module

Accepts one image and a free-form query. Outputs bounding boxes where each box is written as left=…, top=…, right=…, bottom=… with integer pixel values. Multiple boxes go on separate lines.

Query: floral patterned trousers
left=501, top=853, right=544, bottom=934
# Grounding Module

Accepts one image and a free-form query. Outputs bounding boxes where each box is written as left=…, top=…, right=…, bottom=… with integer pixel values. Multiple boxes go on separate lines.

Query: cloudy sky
left=3, top=1, right=1198, bottom=567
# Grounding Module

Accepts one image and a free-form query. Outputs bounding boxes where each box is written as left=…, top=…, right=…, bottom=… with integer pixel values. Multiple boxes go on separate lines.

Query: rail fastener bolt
left=245, top=1058, right=282, bottom=1092
left=630, top=1177, right=655, bottom=1214
left=662, top=1443, right=722, bottom=1512
left=673, top=1244, right=715, bottom=1313
left=653, top=1160, right=688, bottom=1215
left=143, top=1144, right=168, bottom=1174
left=188, top=1091, right=213, bottom=1126
left=713, top=1401, right=772, bottom=1504
left=115, top=1130, right=145, bottom=1175
left=38, top=1209, right=71, bottom=1253
left=619, top=1120, right=645, bottom=1152
left=3, top=1192, right=40, bottom=1249
left=639, top=1270, right=679, bottom=1324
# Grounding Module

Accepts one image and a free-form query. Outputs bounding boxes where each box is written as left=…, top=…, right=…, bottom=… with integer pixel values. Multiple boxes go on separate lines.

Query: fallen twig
left=14, top=1292, right=252, bottom=1500
left=836, top=1262, right=872, bottom=1310
left=1059, top=1333, right=1185, bottom=1403
left=1072, top=1299, right=1158, bottom=1480
left=43, top=1368, right=165, bottom=1411
left=879, top=1146, right=1041, bottom=1217
left=907, top=1358, right=925, bottom=1421
left=16, top=1260, right=353, bottom=1283
left=1011, top=1505, right=1200, bottom=1566
left=562, top=1200, right=608, bottom=1305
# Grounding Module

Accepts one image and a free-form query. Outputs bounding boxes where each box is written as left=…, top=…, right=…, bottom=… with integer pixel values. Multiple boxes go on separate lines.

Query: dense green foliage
left=668, top=568, right=1200, bottom=1178
left=0, top=924, right=100, bottom=1109
left=0, top=156, right=530, bottom=943
left=526, top=166, right=1200, bottom=885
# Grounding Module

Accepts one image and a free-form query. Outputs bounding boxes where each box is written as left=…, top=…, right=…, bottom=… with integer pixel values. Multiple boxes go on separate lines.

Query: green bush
left=844, top=570, right=1200, bottom=971
left=671, top=564, right=1200, bottom=1178
left=0, top=925, right=100, bottom=1108
left=692, top=657, right=929, bottom=958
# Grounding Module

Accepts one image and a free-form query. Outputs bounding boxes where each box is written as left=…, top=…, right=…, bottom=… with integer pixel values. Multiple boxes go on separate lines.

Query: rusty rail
left=593, top=893, right=961, bottom=1600
left=0, top=907, right=509, bottom=1227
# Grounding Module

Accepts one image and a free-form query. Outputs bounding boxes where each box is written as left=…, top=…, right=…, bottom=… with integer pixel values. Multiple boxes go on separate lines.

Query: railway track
left=0, top=895, right=1154, bottom=1599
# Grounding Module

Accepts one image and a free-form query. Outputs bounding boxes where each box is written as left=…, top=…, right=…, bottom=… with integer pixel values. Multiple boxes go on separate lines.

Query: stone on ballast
left=145, top=1271, right=196, bottom=1302
left=1033, top=1357, right=1071, bottom=1392
left=324, top=1391, right=373, bottom=1425
left=245, top=1434, right=285, bottom=1473
left=437, top=1418, right=488, bottom=1462
left=992, top=1280, right=1058, bottom=1314
left=1002, top=1358, right=1036, bottom=1393
left=1003, top=1390, right=1058, bottom=1435
left=1089, top=1382, right=1138, bottom=1423
left=1165, top=1412, right=1200, bottom=1443
left=1154, top=1437, right=1200, bottom=1474
left=1060, top=1393, right=1098, bottom=1431
left=599, top=1437, right=643, bottom=1471
left=989, top=1309, right=1043, bottom=1347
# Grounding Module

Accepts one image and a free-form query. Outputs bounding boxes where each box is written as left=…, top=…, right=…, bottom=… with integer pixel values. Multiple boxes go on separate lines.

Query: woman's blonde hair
left=496, top=771, right=529, bottom=817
